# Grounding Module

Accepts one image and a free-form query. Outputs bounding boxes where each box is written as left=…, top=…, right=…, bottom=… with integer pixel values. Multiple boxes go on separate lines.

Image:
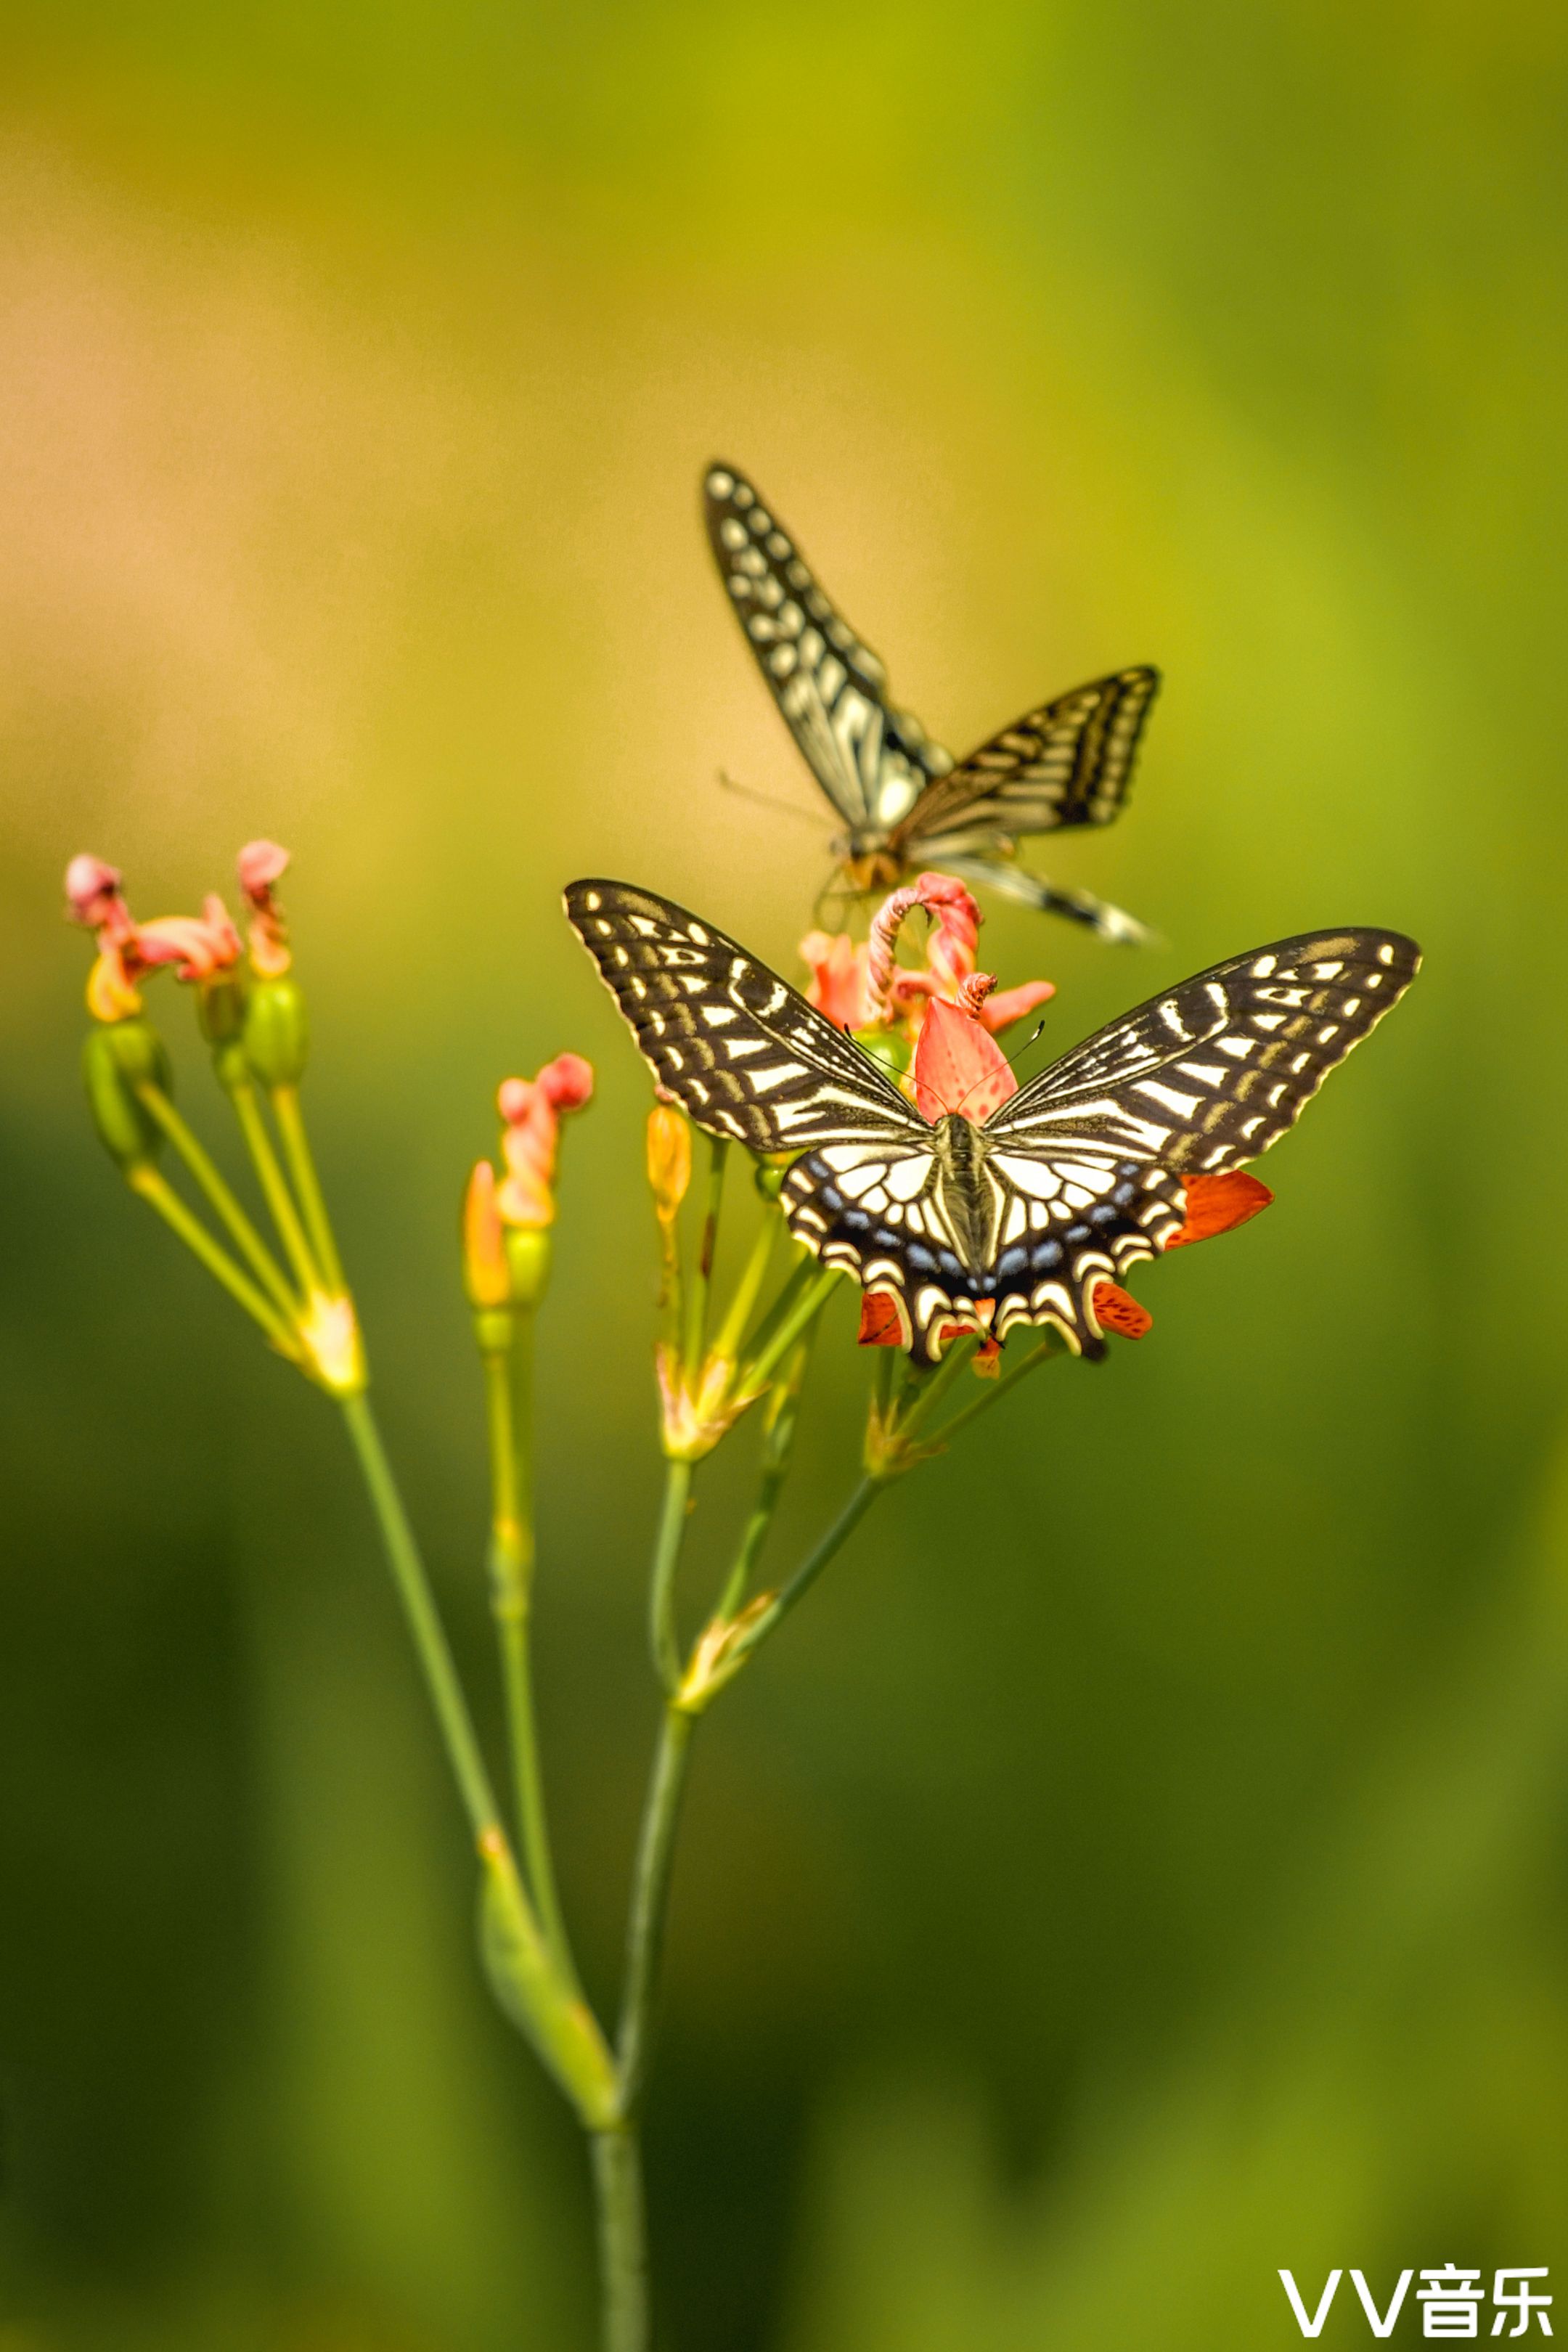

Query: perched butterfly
left=565, top=881, right=1421, bottom=1365
left=704, top=461, right=1160, bottom=942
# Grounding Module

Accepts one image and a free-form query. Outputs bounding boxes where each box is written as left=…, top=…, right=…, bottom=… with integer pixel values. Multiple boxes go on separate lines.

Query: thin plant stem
left=648, top=1458, right=694, bottom=1694
left=895, top=1334, right=980, bottom=1440
left=615, top=1704, right=695, bottom=2118
left=134, top=1083, right=301, bottom=1321
left=741, top=1262, right=841, bottom=1390
left=681, top=1135, right=728, bottom=1376
left=931, top=1335, right=1058, bottom=1447
left=709, top=1204, right=779, bottom=1367
left=337, top=1389, right=616, bottom=2123
left=728, top=1475, right=883, bottom=1670
left=222, top=1075, right=323, bottom=1302
left=271, top=1082, right=346, bottom=1291
left=126, top=1164, right=301, bottom=1356
left=716, top=1335, right=812, bottom=1619
left=592, top=2129, right=649, bottom=2352
left=340, top=1389, right=506, bottom=1842
left=483, top=1328, right=576, bottom=1990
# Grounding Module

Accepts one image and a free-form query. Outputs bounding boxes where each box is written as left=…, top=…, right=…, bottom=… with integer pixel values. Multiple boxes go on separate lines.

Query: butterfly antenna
left=946, top=1018, right=1050, bottom=1121
left=717, top=769, right=822, bottom=828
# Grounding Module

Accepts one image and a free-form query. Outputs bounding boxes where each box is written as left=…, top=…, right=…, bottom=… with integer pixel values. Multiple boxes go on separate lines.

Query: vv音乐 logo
left=1279, top=2266, right=1552, bottom=2337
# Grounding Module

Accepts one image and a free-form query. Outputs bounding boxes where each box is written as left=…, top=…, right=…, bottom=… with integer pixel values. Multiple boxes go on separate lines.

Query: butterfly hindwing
left=901, top=666, right=1160, bottom=849
left=703, top=461, right=950, bottom=831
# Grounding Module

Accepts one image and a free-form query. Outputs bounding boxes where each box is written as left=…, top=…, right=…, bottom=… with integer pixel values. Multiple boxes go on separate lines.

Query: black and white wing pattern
left=703, top=461, right=951, bottom=832
left=564, top=880, right=934, bottom=1156
left=898, top=667, right=1160, bottom=849
left=777, top=930, right=1419, bottom=1362
left=567, top=884, right=1421, bottom=1369
left=966, top=929, right=1423, bottom=1357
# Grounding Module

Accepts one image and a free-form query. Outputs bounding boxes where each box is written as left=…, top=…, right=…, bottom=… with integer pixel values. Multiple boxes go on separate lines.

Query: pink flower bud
left=65, top=854, right=124, bottom=928
left=236, top=841, right=292, bottom=976
left=494, top=1056, right=595, bottom=1228
left=237, top=839, right=290, bottom=904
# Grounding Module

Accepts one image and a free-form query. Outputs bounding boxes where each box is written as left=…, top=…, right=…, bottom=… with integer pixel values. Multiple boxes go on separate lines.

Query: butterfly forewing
left=563, top=881, right=931, bottom=1155
left=703, top=461, right=950, bottom=831
left=992, top=931, right=1421, bottom=1169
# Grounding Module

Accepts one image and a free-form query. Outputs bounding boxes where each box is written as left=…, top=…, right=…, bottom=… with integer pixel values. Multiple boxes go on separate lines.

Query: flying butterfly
left=704, top=461, right=1160, bottom=943
left=565, top=880, right=1421, bottom=1365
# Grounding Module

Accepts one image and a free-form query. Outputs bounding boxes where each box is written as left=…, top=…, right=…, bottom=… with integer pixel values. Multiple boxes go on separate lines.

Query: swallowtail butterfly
left=565, top=880, right=1421, bottom=1364
left=704, top=461, right=1159, bottom=942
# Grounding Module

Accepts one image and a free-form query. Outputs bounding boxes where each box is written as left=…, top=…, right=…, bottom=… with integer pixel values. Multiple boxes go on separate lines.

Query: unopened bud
left=646, top=1105, right=691, bottom=1221
left=197, top=973, right=247, bottom=1049
left=463, top=1160, right=511, bottom=1311
left=504, top=1224, right=552, bottom=1310
left=243, top=976, right=309, bottom=1087
left=81, top=1020, right=171, bottom=1171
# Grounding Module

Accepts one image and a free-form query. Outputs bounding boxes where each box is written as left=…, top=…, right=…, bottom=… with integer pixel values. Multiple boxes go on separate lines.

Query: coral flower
left=802, top=871, right=1054, bottom=1059
left=135, top=895, right=242, bottom=982
left=496, top=1055, right=595, bottom=1228
left=237, top=839, right=293, bottom=976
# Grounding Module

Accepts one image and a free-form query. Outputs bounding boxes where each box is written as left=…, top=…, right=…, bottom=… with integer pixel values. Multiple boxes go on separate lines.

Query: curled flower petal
left=86, top=947, right=143, bottom=1022
left=236, top=841, right=292, bottom=976
left=801, top=931, right=875, bottom=1031
left=496, top=1056, right=595, bottom=1228
left=978, top=978, right=1055, bottom=1033
left=135, top=895, right=242, bottom=981
left=912, top=995, right=1018, bottom=1123
left=237, top=839, right=290, bottom=902
left=65, top=854, right=126, bottom=930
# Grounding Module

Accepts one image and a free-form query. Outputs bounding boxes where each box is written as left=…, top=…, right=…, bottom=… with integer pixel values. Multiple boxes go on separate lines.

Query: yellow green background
left=4, top=3, right=1567, bottom=2345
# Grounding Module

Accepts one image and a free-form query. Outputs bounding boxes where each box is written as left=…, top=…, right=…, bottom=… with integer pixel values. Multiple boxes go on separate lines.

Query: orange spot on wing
left=857, top=1291, right=905, bottom=1347
left=1167, top=1169, right=1274, bottom=1248
left=1092, top=1281, right=1153, bottom=1339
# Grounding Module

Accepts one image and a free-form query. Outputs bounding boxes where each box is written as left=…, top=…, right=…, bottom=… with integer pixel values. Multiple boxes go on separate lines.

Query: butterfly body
left=704, top=461, right=1160, bottom=942
left=566, top=881, right=1420, bottom=1365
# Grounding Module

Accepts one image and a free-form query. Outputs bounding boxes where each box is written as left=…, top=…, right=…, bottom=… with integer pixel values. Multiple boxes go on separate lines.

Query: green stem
left=728, top=1476, right=883, bottom=1671
left=930, top=1334, right=1058, bottom=1447
left=134, top=1083, right=301, bottom=1322
left=615, top=1705, right=695, bottom=2119
left=895, top=1334, right=980, bottom=1440
left=709, top=1204, right=779, bottom=1368
left=592, top=2129, right=649, bottom=2352
left=740, top=1262, right=841, bottom=1392
left=126, top=1164, right=302, bottom=1356
left=271, top=1082, right=346, bottom=1291
left=681, top=1135, right=728, bottom=1376
left=648, top=1458, right=694, bottom=1695
left=716, top=1335, right=812, bottom=1619
left=484, top=1334, right=576, bottom=1990
left=222, top=1074, right=323, bottom=1302
left=337, top=1391, right=614, bottom=2123
left=340, top=1390, right=507, bottom=1844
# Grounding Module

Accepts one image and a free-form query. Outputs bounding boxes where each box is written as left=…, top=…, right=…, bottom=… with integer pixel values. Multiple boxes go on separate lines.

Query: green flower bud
left=504, top=1225, right=552, bottom=1310
left=754, top=1159, right=786, bottom=1203
left=243, top=976, right=309, bottom=1087
left=82, top=1021, right=171, bottom=1171
left=854, top=1025, right=913, bottom=1086
left=197, top=973, right=247, bottom=1049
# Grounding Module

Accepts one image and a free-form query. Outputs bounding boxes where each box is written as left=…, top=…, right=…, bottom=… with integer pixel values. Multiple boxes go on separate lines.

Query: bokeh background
left=4, top=4, right=1568, bottom=2345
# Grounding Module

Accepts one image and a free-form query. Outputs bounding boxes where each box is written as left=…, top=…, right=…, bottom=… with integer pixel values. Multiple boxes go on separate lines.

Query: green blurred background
left=4, top=2, right=1568, bottom=2344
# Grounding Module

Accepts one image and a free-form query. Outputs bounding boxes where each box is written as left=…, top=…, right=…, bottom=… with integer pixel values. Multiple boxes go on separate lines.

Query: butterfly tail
left=936, top=854, right=1156, bottom=946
